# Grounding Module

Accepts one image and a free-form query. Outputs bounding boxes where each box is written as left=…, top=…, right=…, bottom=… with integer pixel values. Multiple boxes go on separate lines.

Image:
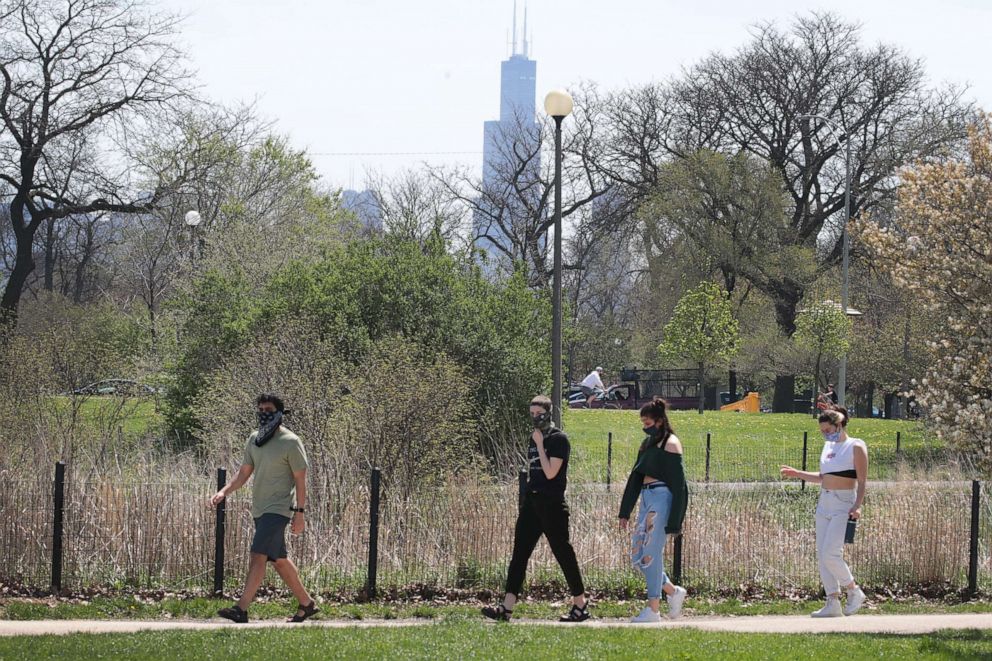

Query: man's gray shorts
left=580, top=385, right=595, bottom=397
left=251, top=513, right=290, bottom=562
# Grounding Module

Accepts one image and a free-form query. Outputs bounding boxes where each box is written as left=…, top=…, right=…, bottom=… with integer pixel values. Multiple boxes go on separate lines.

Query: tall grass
left=1, top=466, right=987, bottom=597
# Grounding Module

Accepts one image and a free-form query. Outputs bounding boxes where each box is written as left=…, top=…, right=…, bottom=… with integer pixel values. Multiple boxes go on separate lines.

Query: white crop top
left=819, top=437, right=865, bottom=477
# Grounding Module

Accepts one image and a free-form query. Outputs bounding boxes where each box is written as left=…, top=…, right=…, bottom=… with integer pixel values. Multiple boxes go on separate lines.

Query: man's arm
left=293, top=468, right=307, bottom=509
left=533, top=430, right=565, bottom=479
left=291, top=468, right=307, bottom=534
left=210, top=464, right=253, bottom=506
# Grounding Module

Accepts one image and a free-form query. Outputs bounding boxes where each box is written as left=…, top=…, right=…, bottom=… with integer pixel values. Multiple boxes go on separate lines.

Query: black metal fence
left=1, top=463, right=988, bottom=598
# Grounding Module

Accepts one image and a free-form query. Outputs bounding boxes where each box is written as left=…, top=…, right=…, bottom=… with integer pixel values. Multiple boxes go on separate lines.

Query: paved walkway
left=1, top=613, right=989, bottom=637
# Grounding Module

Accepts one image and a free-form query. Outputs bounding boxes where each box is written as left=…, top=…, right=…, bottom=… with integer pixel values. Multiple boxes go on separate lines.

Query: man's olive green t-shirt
left=243, top=427, right=308, bottom=519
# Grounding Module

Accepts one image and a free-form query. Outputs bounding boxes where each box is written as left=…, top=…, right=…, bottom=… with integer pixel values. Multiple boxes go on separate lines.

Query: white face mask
left=823, top=429, right=842, bottom=442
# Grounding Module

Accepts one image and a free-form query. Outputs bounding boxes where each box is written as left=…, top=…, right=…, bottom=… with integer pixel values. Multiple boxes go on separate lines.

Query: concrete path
left=1, top=613, right=989, bottom=637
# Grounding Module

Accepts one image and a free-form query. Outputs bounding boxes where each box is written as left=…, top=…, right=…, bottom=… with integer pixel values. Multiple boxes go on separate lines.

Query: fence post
left=968, top=480, right=980, bottom=598
left=672, top=534, right=683, bottom=586
left=896, top=431, right=902, bottom=458
left=213, top=467, right=227, bottom=596
left=704, top=433, right=711, bottom=483
left=51, top=462, right=65, bottom=593
left=801, top=432, right=808, bottom=492
left=518, top=470, right=527, bottom=510
left=367, top=467, right=381, bottom=601
left=606, top=432, right=613, bottom=492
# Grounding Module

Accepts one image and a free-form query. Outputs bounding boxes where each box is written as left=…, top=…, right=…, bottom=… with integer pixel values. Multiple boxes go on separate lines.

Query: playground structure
left=720, top=392, right=761, bottom=413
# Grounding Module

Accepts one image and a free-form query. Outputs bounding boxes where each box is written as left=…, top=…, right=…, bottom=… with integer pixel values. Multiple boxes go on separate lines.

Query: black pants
left=505, top=491, right=585, bottom=597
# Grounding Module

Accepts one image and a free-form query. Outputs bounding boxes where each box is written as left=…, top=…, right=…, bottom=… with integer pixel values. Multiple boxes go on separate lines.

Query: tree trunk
left=697, top=361, right=705, bottom=415
left=769, top=278, right=803, bottom=414
left=43, top=217, right=57, bottom=292
left=1, top=228, right=35, bottom=321
left=773, top=374, right=796, bottom=413
left=729, top=369, right=737, bottom=401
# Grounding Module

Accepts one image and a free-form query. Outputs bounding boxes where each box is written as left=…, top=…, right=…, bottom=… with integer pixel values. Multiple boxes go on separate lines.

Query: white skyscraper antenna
left=511, top=0, right=518, bottom=55
left=523, top=3, right=529, bottom=58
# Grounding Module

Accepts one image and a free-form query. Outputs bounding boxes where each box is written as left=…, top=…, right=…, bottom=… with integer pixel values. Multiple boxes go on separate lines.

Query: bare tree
left=0, top=0, right=191, bottom=322
left=362, top=168, right=467, bottom=248
left=434, top=88, right=615, bottom=286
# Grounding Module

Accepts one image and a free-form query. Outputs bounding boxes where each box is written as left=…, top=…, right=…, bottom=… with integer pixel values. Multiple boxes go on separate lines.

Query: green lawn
left=3, top=624, right=991, bottom=660
left=562, top=410, right=938, bottom=483
left=49, top=399, right=940, bottom=484
left=50, top=395, right=162, bottom=437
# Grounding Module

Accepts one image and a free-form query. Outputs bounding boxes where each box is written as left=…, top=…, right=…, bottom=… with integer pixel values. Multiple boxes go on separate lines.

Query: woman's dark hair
left=256, top=393, right=286, bottom=412
left=639, top=396, right=674, bottom=451
left=818, top=406, right=849, bottom=427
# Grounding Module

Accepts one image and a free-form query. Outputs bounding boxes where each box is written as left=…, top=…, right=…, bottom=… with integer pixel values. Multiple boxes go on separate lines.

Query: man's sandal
left=559, top=603, right=591, bottom=622
left=287, top=600, right=319, bottom=623
left=218, top=604, right=248, bottom=623
left=481, top=604, right=512, bottom=622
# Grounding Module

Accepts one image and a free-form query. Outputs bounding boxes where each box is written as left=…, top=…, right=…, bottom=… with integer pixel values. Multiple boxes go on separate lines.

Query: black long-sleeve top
left=618, top=435, right=689, bottom=534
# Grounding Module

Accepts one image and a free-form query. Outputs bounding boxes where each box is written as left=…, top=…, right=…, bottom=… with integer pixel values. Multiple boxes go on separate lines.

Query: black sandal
left=287, top=600, right=319, bottom=623
left=218, top=604, right=248, bottom=623
left=481, top=604, right=512, bottom=622
left=559, top=603, right=590, bottom=623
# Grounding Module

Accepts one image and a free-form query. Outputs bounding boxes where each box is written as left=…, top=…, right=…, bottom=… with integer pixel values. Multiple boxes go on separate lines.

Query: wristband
left=290, top=507, right=305, bottom=513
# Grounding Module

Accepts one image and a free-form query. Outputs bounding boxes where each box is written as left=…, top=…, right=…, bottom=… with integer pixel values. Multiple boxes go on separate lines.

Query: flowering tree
left=856, top=115, right=992, bottom=474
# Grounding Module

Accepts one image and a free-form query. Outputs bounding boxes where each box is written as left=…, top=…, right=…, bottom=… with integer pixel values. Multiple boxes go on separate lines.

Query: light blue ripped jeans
left=630, top=484, right=672, bottom=599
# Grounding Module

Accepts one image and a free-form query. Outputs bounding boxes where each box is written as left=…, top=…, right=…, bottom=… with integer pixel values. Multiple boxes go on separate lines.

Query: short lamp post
left=544, top=89, right=574, bottom=428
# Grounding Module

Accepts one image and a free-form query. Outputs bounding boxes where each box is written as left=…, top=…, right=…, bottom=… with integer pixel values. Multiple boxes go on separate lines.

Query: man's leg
left=273, top=557, right=313, bottom=606
left=538, top=496, right=586, bottom=607
left=237, top=552, right=269, bottom=611
left=503, top=496, right=544, bottom=609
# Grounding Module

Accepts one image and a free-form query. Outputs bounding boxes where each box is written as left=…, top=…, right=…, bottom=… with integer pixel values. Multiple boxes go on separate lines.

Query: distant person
left=210, top=393, right=318, bottom=624
left=579, top=367, right=606, bottom=407
left=481, top=395, right=590, bottom=623
left=617, top=397, right=688, bottom=622
left=824, top=384, right=838, bottom=405
left=780, top=407, right=868, bottom=618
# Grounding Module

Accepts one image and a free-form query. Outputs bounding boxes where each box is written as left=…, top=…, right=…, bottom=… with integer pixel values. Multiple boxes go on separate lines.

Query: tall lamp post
left=799, top=114, right=852, bottom=408
left=544, top=89, right=573, bottom=427
left=184, top=210, right=202, bottom=267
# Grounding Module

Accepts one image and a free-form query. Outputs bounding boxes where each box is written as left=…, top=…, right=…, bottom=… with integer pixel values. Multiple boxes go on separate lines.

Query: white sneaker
left=844, top=587, right=866, bottom=616
left=810, top=597, right=843, bottom=618
left=666, top=586, right=687, bottom=619
left=629, top=606, right=662, bottom=623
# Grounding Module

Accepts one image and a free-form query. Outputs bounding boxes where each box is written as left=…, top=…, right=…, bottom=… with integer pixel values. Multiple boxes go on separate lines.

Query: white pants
left=815, top=488, right=857, bottom=594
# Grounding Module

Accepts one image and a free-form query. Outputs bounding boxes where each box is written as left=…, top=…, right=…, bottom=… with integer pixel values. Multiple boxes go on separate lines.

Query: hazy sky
left=162, top=0, right=991, bottom=189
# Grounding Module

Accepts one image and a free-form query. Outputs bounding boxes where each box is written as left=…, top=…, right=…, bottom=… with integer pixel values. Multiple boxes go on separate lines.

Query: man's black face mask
left=255, top=409, right=283, bottom=447
left=532, top=411, right=552, bottom=431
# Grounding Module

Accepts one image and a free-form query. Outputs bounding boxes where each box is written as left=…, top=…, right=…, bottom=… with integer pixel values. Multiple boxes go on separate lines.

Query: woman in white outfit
left=780, top=407, right=868, bottom=617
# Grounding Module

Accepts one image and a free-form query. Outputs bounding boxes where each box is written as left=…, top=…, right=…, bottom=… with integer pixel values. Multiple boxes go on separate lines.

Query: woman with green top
left=618, top=397, right=689, bottom=622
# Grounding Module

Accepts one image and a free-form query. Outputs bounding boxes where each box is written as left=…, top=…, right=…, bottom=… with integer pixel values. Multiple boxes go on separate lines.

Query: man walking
left=210, top=393, right=318, bottom=623
left=481, top=395, right=589, bottom=622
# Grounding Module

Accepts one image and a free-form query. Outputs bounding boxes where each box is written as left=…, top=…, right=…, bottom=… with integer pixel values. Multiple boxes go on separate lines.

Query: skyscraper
left=476, top=2, right=540, bottom=267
